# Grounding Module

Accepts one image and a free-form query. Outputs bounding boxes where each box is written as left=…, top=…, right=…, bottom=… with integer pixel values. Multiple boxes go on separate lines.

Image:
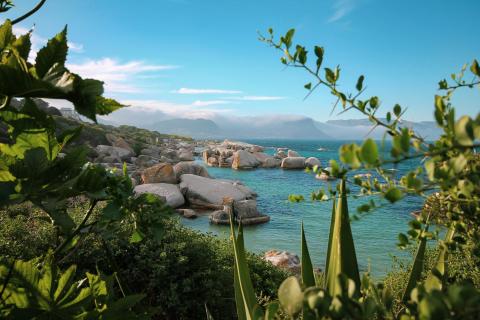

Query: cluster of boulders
left=92, top=135, right=270, bottom=225
left=201, top=139, right=322, bottom=171
left=133, top=163, right=270, bottom=225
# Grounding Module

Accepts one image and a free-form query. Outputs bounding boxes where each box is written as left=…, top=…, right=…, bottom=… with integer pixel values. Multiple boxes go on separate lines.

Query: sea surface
left=181, top=139, right=424, bottom=277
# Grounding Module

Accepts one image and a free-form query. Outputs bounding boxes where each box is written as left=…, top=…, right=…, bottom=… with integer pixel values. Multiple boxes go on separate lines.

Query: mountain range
left=54, top=102, right=442, bottom=140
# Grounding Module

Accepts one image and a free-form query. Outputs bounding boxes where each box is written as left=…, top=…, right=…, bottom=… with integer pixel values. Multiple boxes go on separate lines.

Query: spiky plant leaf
left=325, top=179, right=360, bottom=297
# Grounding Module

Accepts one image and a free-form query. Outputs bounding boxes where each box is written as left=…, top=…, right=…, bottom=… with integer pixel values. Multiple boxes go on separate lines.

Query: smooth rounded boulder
left=287, top=150, right=300, bottom=157
left=281, top=157, right=306, bottom=169
left=232, top=150, right=261, bottom=170
left=180, top=174, right=256, bottom=206
left=141, top=163, right=177, bottom=184
left=134, top=183, right=185, bottom=208
left=305, top=157, right=321, bottom=169
left=173, top=161, right=211, bottom=181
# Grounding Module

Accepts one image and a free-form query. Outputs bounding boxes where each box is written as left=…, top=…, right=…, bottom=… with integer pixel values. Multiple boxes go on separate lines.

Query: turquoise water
left=181, top=140, right=423, bottom=277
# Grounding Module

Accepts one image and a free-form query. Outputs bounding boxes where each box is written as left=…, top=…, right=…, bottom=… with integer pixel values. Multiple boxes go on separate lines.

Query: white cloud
left=117, top=99, right=234, bottom=119
left=233, top=96, right=286, bottom=101
left=174, top=88, right=242, bottom=94
left=191, top=100, right=231, bottom=107
left=67, top=58, right=178, bottom=93
left=328, top=0, right=356, bottom=23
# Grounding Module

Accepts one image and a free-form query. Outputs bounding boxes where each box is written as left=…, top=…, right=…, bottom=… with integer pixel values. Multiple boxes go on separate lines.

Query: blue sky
left=5, top=0, right=480, bottom=122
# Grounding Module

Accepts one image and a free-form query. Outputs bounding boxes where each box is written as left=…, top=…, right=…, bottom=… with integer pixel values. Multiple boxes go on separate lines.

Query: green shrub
left=0, top=203, right=288, bottom=320
left=384, top=245, right=480, bottom=314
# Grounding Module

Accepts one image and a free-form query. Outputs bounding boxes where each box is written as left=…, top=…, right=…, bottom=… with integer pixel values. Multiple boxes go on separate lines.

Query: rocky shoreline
left=91, top=135, right=329, bottom=225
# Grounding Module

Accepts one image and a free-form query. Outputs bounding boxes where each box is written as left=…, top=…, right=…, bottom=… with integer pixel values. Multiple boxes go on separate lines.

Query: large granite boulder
left=140, top=146, right=161, bottom=158
left=106, top=133, right=134, bottom=154
left=263, top=250, right=301, bottom=273
left=287, top=150, right=300, bottom=157
left=232, top=150, right=261, bottom=170
left=305, top=157, right=321, bottom=169
left=261, top=157, right=282, bottom=168
left=234, top=199, right=259, bottom=219
left=207, top=156, right=218, bottom=167
left=180, top=174, right=255, bottom=206
left=209, top=210, right=230, bottom=224
left=281, top=157, right=306, bottom=169
left=135, top=155, right=158, bottom=168
left=141, top=163, right=177, bottom=184
left=178, top=149, right=194, bottom=161
left=134, top=183, right=185, bottom=208
left=96, top=145, right=134, bottom=162
left=173, top=161, right=211, bottom=180
left=275, top=150, right=287, bottom=159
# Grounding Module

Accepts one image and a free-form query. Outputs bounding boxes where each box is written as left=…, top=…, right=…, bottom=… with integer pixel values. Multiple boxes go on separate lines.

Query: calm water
left=182, top=139, right=423, bottom=277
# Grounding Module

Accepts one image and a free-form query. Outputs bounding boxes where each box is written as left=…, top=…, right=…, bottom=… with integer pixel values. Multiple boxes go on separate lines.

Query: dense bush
left=0, top=202, right=288, bottom=319
left=384, top=246, right=480, bottom=314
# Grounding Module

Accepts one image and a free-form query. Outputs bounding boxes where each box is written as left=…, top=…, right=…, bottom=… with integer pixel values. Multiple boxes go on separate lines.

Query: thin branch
left=11, top=0, right=47, bottom=25
left=53, top=200, right=98, bottom=259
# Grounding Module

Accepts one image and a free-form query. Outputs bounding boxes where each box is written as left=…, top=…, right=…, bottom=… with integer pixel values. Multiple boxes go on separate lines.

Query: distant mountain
left=148, top=116, right=330, bottom=139
left=322, top=119, right=442, bottom=140
left=85, top=102, right=442, bottom=140
left=150, top=118, right=220, bottom=137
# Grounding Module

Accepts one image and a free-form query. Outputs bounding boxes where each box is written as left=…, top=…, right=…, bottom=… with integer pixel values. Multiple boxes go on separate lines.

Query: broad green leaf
left=301, top=222, right=315, bottom=288
left=340, top=143, right=361, bottom=168
left=325, top=179, right=360, bottom=297
left=35, top=26, right=68, bottom=79
left=0, top=19, right=13, bottom=50
left=361, top=139, right=378, bottom=165
left=12, top=32, right=32, bottom=61
left=278, top=276, right=303, bottom=317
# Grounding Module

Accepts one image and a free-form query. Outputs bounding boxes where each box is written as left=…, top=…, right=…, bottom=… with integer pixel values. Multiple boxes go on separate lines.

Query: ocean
left=181, top=139, right=424, bottom=277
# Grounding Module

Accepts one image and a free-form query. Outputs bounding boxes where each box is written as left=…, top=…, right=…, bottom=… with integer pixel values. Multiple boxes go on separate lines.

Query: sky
left=3, top=0, right=480, bottom=122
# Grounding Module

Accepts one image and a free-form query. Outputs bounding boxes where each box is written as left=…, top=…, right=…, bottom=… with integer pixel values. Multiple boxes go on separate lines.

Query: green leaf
left=264, top=302, right=279, bottom=320
left=470, top=59, right=480, bottom=76
left=356, top=75, right=364, bottom=91
left=301, top=222, right=315, bottom=288
left=454, top=115, right=474, bottom=146
left=130, top=229, right=144, bottom=243
left=304, top=82, right=312, bottom=90
left=361, top=139, right=378, bottom=165
left=12, top=32, right=32, bottom=61
left=425, top=226, right=455, bottom=292
left=325, top=179, right=360, bottom=297
left=35, top=26, right=68, bottom=79
left=230, top=215, right=262, bottom=320
left=384, top=187, right=403, bottom=203
left=314, top=46, right=324, bottom=72
left=278, top=276, right=303, bottom=317
left=282, top=29, right=295, bottom=49
left=369, top=96, right=379, bottom=109
left=0, top=19, right=13, bottom=50
left=325, top=68, right=335, bottom=84
left=340, top=143, right=361, bottom=168
left=393, top=104, right=402, bottom=117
